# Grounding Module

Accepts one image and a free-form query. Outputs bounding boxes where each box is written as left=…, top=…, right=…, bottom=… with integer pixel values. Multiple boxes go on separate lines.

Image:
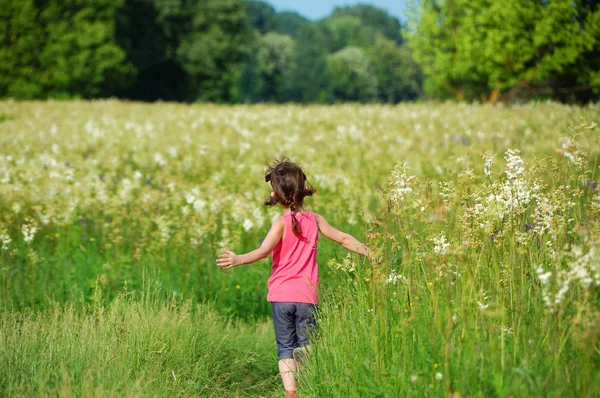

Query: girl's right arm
left=216, top=218, right=284, bottom=269
left=315, top=213, right=369, bottom=257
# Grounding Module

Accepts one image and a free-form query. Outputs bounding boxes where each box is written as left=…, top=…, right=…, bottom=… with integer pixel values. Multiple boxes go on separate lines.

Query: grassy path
left=0, top=290, right=283, bottom=397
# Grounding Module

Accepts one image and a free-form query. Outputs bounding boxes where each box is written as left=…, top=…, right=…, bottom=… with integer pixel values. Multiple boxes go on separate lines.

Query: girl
left=216, top=158, right=368, bottom=397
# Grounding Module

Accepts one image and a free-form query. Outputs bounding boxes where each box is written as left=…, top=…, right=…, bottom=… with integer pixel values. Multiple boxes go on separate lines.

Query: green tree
left=369, top=37, right=422, bottom=103
left=245, top=0, right=277, bottom=34
left=326, top=46, right=378, bottom=102
left=288, top=23, right=330, bottom=102
left=407, top=0, right=600, bottom=102
left=332, top=4, right=403, bottom=44
left=176, top=0, right=251, bottom=102
left=117, top=0, right=251, bottom=102
left=255, top=33, right=294, bottom=102
left=326, top=15, right=376, bottom=53
left=0, top=0, right=133, bottom=99
left=271, top=12, right=308, bottom=38
left=0, top=0, right=44, bottom=98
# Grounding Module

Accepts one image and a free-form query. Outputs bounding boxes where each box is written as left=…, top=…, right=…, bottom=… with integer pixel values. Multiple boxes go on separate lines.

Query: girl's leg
left=278, top=358, right=298, bottom=391
left=272, top=303, right=300, bottom=393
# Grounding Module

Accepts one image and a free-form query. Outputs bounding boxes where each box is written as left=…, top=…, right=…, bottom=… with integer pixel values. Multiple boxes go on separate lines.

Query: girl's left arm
left=216, top=218, right=284, bottom=269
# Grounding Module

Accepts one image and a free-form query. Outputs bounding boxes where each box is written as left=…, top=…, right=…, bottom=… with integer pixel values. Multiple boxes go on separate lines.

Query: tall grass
left=301, top=120, right=600, bottom=397
left=1, top=101, right=599, bottom=396
left=0, top=283, right=281, bottom=397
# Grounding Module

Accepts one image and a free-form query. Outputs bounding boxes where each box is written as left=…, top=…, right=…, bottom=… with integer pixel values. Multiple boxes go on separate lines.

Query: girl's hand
left=216, top=249, right=241, bottom=269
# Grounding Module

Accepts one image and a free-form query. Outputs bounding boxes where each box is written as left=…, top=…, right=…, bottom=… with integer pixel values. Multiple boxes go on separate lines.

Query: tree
left=0, top=0, right=133, bottom=99
left=407, top=0, right=600, bottom=102
left=271, top=12, right=308, bottom=38
left=244, top=0, right=277, bottom=34
left=326, top=46, right=378, bottom=102
left=244, top=1, right=307, bottom=37
left=331, top=4, right=403, bottom=44
left=117, top=0, right=251, bottom=102
left=176, top=0, right=251, bottom=102
left=369, top=37, right=422, bottom=103
left=255, top=33, right=294, bottom=102
left=0, top=0, right=44, bottom=98
left=288, top=23, right=330, bottom=102
left=326, top=15, right=377, bottom=53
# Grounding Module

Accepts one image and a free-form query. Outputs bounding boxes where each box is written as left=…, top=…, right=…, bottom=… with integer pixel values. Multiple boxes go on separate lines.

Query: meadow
left=0, top=100, right=599, bottom=397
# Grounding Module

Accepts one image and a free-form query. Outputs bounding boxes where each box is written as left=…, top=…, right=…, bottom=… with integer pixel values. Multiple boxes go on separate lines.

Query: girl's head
left=264, top=158, right=315, bottom=234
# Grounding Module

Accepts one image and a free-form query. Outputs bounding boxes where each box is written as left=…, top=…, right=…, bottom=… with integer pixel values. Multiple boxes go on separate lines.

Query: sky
left=267, top=0, right=410, bottom=22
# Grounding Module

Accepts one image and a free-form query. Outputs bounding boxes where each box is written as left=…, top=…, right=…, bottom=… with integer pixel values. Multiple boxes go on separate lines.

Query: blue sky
left=267, top=0, right=410, bottom=22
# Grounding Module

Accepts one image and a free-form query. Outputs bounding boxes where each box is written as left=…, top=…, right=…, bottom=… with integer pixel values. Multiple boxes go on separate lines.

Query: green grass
left=0, top=285, right=282, bottom=397
left=0, top=101, right=599, bottom=396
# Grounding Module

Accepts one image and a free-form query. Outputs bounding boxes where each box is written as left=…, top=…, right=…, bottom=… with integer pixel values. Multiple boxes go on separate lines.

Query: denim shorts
left=271, top=302, right=318, bottom=360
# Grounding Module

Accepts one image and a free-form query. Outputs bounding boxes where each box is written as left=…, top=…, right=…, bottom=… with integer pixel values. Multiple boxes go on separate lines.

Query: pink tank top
left=267, top=211, right=319, bottom=304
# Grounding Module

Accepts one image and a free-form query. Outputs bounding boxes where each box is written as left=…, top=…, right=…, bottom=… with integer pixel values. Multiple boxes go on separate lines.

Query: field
left=1, top=100, right=599, bottom=397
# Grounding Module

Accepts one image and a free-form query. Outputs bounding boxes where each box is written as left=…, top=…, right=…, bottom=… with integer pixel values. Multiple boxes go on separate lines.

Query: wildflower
left=0, top=228, right=11, bottom=250
left=236, top=285, right=241, bottom=290
left=386, top=270, right=407, bottom=285
left=328, top=253, right=356, bottom=273
left=504, top=149, right=524, bottom=180
left=483, top=151, right=495, bottom=177
left=154, top=152, right=167, bottom=167
left=411, top=375, right=418, bottom=383
left=22, top=220, right=38, bottom=244
left=243, top=219, right=254, bottom=231
left=433, top=234, right=449, bottom=256
left=435, top=372, right=443, bottom=381
left=388, top=163, right=415, bottom=205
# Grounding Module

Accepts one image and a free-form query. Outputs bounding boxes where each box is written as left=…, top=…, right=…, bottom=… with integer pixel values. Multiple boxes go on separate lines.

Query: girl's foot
left=285, top=390, right=298, bottom=398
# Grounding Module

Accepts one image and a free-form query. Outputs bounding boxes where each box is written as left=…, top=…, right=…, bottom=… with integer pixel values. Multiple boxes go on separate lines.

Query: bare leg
left=278, top=358, right=298, bottom=392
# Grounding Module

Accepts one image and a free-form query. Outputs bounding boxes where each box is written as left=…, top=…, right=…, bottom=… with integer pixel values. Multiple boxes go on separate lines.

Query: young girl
left=216, top=158, right=368, bottom=397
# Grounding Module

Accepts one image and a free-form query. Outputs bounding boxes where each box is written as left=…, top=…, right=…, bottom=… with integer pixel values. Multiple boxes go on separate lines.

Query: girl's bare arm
left=216, top=218, right=284, bottom=269
left=315, top=213, right=369, bottom=256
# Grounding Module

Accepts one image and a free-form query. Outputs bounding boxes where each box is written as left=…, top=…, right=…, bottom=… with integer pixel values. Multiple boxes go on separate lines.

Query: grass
left=0, top=101, right=599, bottom=396
left=0, top=284, right=282, bottom=397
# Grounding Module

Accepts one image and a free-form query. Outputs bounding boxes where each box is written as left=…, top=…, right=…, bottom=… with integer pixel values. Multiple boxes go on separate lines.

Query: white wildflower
left=22, top=220, right=38, bottom=244
left=242, top=219, right=254, bottom=231
left=154, top=152, right=167, bottom=167
left=388, top=163, right=415, bottom=205
left=433, top=234, right=449, bottom=256
left=483, top=152, right=495, bottom=177
left=386, top=270, right=407, bottom=285
left=435, top=372, right=443, bottom=381
left=1, top=228, right=11, bottom=250
left=167, top=146, right=178, bottom=158
left=504, top=149, right=524, bottom=180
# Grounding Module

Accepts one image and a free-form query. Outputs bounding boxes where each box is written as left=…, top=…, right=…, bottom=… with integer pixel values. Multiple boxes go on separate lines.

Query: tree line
left=1, top=0, right=598, bottom=104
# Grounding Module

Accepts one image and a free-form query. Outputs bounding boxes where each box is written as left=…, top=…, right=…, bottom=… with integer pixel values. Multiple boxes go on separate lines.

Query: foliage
left=0, top=0, right=133, bottom=99
left=331, top=4, right=403, bottom=44
left=288, top=23, right=332, bottom=103
left=407, top=0, right=600, bottom=102
left=369, top=38, right=423, bottom=102
left=326, top=46, right=378, bottom=102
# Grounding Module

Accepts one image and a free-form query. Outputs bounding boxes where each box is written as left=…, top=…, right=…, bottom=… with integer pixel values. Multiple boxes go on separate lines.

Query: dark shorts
left=271, top=302, right=318, bottom=360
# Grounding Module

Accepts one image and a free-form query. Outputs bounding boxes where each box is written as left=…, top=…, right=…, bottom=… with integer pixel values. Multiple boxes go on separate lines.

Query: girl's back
left=268, top=211, right=319, bottom=305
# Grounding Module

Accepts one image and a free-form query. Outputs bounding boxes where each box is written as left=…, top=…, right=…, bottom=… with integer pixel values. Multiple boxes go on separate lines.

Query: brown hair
left=264, top=157, right=316, bottom=235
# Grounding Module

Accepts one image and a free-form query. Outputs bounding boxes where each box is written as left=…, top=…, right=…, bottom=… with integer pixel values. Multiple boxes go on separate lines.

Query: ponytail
left=289, top=202, right=301, bottom=235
